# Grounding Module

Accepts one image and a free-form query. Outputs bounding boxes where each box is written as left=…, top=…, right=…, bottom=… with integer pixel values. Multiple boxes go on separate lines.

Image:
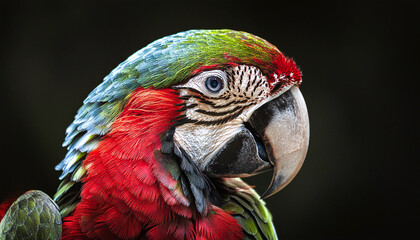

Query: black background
left=0, top=0, right=418, bottom=238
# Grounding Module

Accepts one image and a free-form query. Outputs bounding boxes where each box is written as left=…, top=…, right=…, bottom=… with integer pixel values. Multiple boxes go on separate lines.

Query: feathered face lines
left=173, top=65, right=266, bottom=126
left=171, top=64, right=297, bottom=176
left=172, top=63, right=301, bottom=128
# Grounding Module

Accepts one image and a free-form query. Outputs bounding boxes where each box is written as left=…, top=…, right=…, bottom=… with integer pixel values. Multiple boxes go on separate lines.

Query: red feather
left=0, top=197, right=17, bottom=222
left=62, top=87, right=243, bottom=239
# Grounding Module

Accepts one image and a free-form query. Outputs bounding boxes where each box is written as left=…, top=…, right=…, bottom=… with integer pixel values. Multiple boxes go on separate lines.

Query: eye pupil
left=210, top=79, right=218, bottom=88
left=205, top=76, right=223, bottom=93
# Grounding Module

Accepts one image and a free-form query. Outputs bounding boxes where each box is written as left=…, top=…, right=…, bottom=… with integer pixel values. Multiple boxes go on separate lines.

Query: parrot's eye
left=174, top=69, right=227, bottom=96
left=205, top=76, right=224, bottom=93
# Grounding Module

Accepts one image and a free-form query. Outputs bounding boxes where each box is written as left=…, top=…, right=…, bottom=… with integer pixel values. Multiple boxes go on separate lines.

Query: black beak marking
left=244, top=122, right=268, bottom=163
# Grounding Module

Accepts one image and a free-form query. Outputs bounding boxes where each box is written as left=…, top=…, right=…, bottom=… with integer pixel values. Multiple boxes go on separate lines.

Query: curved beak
left=180, top=84, right=309, bottom=199
left=247, top=86, right=310, bottom=198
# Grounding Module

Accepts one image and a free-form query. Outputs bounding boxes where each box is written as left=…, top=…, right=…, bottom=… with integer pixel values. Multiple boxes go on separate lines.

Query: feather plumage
left=53, top=29, right=301, bottom=239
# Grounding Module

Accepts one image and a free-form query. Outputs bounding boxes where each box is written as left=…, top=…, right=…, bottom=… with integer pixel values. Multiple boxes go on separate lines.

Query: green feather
left=222, top=201, right=244, bottom=214
left=237, top=214, right=260, bottom=237
left=54, top=181, right=72, bottom=201
left=0, top=191, right=61, bottom=240
left=221, top=178, right=278, bottom=240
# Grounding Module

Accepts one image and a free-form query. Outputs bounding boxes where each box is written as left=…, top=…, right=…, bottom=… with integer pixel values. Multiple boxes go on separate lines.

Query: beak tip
left=260, top=172, right=287, bottom=199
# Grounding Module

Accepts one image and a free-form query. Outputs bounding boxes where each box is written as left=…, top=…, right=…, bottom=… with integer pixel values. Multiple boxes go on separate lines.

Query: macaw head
left=56, top=29, right=309, bottom=216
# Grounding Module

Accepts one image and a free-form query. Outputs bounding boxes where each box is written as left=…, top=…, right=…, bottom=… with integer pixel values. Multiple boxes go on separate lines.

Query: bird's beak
left=247, top=86, right=310, bottom=198
left=201, top=85, right=309, bottom=198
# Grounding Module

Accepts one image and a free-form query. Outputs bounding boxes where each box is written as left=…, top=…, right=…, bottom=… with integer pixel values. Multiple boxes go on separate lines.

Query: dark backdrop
left=0, top=0, right=418, bottom=238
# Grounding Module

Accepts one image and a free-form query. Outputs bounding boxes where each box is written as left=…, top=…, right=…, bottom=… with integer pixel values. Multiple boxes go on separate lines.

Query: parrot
left=0, top=29, right=309, bottom=240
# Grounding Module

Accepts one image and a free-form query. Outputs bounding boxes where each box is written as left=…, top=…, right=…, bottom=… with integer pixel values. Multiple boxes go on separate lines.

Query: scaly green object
left=0, top=191, right=61, bottom=240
